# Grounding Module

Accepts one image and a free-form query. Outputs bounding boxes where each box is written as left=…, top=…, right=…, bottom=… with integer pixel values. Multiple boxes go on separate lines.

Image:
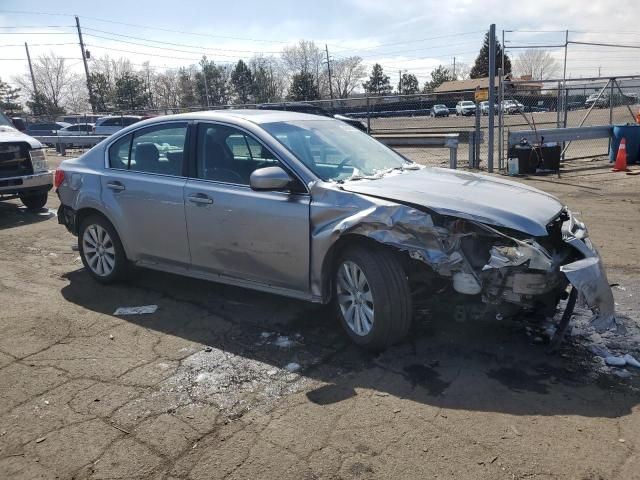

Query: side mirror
left=250, top=166, right=292, bottom=191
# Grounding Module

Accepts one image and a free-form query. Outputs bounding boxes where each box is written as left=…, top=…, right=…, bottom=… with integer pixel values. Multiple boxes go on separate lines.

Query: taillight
left=54, top=168, right=65, bottom=188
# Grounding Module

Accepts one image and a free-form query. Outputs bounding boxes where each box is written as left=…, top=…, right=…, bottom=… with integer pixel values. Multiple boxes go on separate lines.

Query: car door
left=101, top=122, right=191, bottom=268
left=184, top=122, right=311, bottom=292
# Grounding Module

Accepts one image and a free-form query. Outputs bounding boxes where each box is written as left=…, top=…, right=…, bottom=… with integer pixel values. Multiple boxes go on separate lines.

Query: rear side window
left=123, top=117, right=140, bottom=126
left=108, top=134, right=132, bottom=169
left=129, top=124, right=187, bottom=175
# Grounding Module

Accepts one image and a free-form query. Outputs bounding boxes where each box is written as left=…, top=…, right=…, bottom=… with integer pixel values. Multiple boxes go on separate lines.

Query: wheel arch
left=76, top=207, right=131, bottom=259
left=320, top=233, right=405, bottom=303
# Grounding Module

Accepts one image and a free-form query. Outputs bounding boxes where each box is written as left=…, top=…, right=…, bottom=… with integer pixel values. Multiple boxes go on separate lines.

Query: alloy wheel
left=337, top=260, right=375, bottom=336
left=82, top=224, right=116, bottom=277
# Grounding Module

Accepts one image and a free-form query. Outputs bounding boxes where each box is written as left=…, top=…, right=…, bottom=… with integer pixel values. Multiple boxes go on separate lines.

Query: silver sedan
left=56, top=110, right=614, bottom=350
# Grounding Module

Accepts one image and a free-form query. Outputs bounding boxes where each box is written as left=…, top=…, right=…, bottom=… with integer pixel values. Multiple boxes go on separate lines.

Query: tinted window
left=197, top=124, right=279, bottom=185
left=129, top=124, right=187, bottom=175
left=123, top=117, right=140, bottom=126
left=100, top=118, right=120, bottom=127
left=108, top=134, right=132, bottom=169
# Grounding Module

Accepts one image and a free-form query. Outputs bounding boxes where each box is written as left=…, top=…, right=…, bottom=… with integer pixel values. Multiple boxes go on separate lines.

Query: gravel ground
left=0, top=153, right=639, bottom=479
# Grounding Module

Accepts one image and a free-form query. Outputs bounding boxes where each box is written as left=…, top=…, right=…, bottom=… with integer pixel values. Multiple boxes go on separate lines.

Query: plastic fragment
left=113, top=305, right=158, bottom=315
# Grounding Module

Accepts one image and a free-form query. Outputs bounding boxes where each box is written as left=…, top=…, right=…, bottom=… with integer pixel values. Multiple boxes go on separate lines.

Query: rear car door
left=101, top=122, right=191, bottom=268
left=184, top=122, right=311, bottom=292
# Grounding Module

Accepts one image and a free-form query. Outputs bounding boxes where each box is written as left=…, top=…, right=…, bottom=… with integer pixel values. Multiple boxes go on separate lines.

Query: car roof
left=130, top=109, right=336, bottom=126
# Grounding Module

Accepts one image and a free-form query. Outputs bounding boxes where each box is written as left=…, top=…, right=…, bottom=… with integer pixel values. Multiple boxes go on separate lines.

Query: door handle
left=188, top=193, right=213, bottom=205
left=106, top=181, right=125, bottom=191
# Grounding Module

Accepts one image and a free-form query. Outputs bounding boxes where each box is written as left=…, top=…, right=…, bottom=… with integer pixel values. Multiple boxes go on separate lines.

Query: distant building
left=434, top=75, right=543, bottom=95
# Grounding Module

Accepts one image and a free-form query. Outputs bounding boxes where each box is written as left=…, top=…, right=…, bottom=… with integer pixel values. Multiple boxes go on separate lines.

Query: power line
left=85, top=44, right=234, bottom=64
left=83, top=32, right=277, bottom=58
left=0, top=43, right=78, bottom=47
left=330, top=30, right=484, bottom=54
left=0, top=25, right=74, bottom=28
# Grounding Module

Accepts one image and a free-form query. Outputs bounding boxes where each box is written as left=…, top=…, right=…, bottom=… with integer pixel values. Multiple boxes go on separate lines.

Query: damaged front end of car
left=312, top=188, right=614, bottom=330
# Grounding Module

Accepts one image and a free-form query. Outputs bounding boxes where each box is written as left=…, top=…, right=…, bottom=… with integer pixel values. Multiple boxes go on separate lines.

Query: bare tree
left=331, top=56, right=366, bottom=98
left=249, top=55, right=287, bottom=103
left=514, top=49, right=560, bottom=80
left=447, top=62, right=471, bottom=80
left=14, top=52, right=89, bottom=113
left=153, top=70, right=182, bottom=110
left=281, top=40, right=328, bottom=98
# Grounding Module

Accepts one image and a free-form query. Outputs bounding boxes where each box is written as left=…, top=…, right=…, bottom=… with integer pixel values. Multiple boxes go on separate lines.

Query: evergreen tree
left=470, top=32, right=511, bottom=79
left=231, top=60, right=254, bottom=104
left=0, top=78, right=22, bottom=114
left=398, top=73, right=419, bottom=95
left=288, top=72, right=320, bottom=101
left=424, top=65, right=455, bottom=92
left=88, top=72, right=112, bottom=112
left=26, top=92, right=65, bottom=117
left=114, top=72, right=149, bottom=111
left=362, top=64, right=392, bottom=95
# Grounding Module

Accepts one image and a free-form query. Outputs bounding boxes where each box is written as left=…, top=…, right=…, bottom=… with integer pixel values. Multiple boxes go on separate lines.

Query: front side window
left=107, top=123, right=187, bottom=175
left=261, top=119, right=409, bottom=182
left=197, top=124, right=279, bottom=185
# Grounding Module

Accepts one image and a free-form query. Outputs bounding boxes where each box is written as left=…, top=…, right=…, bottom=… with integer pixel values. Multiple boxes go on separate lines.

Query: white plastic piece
left=623, top=354, right=640, bottom=369
left=452, top=272, right=482, bottom=295
left=605, top=356, right=626, bottom=367
left=113, top=305, right=158, bottom=315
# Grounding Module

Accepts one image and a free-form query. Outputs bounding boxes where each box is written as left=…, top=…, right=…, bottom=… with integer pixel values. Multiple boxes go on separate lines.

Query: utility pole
left=24, top=42, right=38, bottom=99
left=75, top=16, right=95, bottom=113
left=324, top=44, right=334, bottom=100
left=452, top=57, right=456, bottom=78
left=398, top=70, right=402, bottom=94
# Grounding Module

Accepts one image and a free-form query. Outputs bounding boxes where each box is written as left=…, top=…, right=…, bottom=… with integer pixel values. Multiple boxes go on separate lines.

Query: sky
left=1, top=0, right=640, bottom=90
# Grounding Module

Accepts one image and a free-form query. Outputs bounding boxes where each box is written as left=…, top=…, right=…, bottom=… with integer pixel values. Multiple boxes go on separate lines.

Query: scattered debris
left=284, top=362, right=301, bottom=373
left=393, top=408, right=401, bottom=413
left=619, top=438, right=626, bottom=443
left=113, top=305, right=158, bottom=315
left=35, top=437, right=46, bottom=443
left=43, top=400, right=49, bottom=405
left=374, top=391, right=389, bottom=397
left=110, top=423, right=130, bottom=435
left=204, top=346, right=212, bottom=353
left=604, top=354, right=640, bottom=368
left=109, top=334, right=114, bottom=340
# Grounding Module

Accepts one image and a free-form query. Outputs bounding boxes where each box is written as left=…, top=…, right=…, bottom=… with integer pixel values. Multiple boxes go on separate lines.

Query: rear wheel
left=20, top=192, right=48, bottom=211
left=334, top=246, right=412, bottom=351
left=79, top=215, right=127, bottom=284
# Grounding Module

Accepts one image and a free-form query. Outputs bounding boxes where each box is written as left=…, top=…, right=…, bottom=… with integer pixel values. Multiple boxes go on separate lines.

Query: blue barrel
left=609, top=124, right=640, bottom=164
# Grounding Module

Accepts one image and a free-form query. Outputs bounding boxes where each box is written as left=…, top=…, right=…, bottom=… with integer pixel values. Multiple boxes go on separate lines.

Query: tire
left=20, top=192, right=48, bottom=211
left=78, top=214, right=128, bottom=284
left=334, top=246, right=412, bottom=351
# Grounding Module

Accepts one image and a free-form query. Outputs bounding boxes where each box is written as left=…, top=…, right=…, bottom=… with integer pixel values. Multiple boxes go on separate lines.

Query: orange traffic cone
left=612, top=137, right=630, bottom=172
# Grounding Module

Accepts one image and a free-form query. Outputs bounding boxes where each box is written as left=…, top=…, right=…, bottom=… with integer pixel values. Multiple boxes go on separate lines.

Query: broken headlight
left=29, top=148, right=49, bottom=173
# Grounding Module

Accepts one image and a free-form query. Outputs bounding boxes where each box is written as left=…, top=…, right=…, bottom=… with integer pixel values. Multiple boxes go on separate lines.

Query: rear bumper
left=57, top=204, right=78, bottom=235
left=0, top=171, right=53, bottom=198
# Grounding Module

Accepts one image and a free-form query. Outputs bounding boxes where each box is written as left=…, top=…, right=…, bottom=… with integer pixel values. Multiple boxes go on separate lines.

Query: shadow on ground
left=0, top=201, right=55, bottom=230
left=60, top=266, right=639, bottom=419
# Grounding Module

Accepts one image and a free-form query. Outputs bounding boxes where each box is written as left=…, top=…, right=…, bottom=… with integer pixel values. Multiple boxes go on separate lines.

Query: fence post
left=498, top=68, right=504, bottom=170
left=366, top=96, right=371, bottom=134
left=474, top=103, right=481, bottom=168
left=487, top=23, right=496, bottom=172
left=468, top=131, right=475, bottom=168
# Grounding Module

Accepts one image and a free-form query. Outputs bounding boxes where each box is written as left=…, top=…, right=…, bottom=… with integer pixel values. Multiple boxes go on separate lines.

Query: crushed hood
left=0, top=125, right=42, bottom=149
left=340, top=167, right=563, bottom=236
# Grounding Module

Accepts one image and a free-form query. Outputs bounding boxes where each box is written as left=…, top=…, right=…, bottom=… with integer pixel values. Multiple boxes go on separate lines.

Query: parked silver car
left=56, top=110, right=614, bottom=349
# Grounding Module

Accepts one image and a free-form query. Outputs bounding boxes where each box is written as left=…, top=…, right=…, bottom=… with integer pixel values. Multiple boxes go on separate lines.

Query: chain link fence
left=23, top=75, right=640, bottom=170
left=499, top=76, right=640, bottom=170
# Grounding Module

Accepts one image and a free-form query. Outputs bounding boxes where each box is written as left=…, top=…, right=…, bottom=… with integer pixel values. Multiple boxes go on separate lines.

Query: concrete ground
left=0, top=154, right=639, bottom=479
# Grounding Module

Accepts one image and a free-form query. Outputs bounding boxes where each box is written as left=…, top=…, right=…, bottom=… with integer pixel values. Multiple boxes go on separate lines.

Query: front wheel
left=79, top=215, right=127, bottom=284
left=334, top=246, right=412, bottom=351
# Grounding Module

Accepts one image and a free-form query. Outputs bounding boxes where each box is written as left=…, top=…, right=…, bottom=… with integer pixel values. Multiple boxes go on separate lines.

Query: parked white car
left=480, top=101, right=499, bottom=115
left=58, top=123, right=95, bottom=136
left=94, top=116, right=142, bottom=136
left=456, top=101, right=476, bottom=116
left=501, top=100, right=524, bottom=114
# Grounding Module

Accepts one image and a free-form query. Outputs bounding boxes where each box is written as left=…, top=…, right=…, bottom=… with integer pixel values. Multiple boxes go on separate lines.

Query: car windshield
left=434, top=104, right=446, bottom=109
left=461, top=101, right=474, bottom=106
left=0, top=111, right=13, bottom=128
left=262, top=119, right=413, bottom=182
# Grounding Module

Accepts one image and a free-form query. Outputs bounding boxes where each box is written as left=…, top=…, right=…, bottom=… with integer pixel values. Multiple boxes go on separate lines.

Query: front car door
left=101, top=122, right=191, bottom=268
left=184, top=122, right=310, bottom=293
